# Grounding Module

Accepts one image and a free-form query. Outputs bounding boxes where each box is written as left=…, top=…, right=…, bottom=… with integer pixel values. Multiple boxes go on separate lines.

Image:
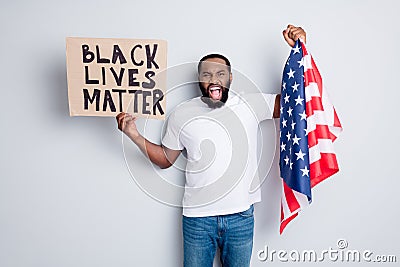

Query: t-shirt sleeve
left=161, top=111, right=185, bottom=151
left=243, top=93, right=277, bottom=122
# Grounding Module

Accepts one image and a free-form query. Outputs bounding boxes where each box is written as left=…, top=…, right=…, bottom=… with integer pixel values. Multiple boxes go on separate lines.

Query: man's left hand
left=283, top=25, right=306, bottom=47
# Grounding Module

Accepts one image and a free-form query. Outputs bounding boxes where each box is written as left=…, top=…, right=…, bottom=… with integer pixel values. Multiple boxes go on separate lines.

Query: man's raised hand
left=283, top=24, right=306, bottom=47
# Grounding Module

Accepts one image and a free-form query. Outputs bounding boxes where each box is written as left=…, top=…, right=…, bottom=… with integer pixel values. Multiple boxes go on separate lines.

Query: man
left=117, top=25, right=306, bottom=267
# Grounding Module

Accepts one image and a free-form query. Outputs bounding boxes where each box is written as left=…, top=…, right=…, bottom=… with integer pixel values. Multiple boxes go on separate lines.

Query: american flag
left=279, top=39, right=342, bottom=234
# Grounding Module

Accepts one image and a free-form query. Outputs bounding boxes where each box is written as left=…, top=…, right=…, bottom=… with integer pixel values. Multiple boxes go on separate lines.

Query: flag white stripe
left=329, top=125, right=342, bottom=138
left=306, top=107, right=336, bottom=132
left=281, top=186, right=291, bottom=216
left=293, top=190, right=310, bottom=206
left=305, top=83, right=320, bottom=101
left=308, top=139, right=336, bottom=163
left=302, top=54, right=312, bottom=70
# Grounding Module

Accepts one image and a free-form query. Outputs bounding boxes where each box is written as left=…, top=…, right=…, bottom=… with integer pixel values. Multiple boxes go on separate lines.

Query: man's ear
left=229, top=72, right=233, bottom=83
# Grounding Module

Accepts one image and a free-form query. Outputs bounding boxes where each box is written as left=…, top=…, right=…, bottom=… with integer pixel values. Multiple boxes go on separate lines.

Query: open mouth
left=208, top=84, right=222, bottom=100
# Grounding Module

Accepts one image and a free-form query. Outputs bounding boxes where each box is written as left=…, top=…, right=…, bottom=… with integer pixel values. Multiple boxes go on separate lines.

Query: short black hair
left=197, top=53, right=231, bottom=74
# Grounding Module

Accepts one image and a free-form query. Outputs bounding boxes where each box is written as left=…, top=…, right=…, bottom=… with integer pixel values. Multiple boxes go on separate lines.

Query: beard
left=198, top=81, right=230, bottom=108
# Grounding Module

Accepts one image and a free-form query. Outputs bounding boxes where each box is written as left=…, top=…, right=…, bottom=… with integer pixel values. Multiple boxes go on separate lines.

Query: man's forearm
left=128, top=133, right=172, bottom=169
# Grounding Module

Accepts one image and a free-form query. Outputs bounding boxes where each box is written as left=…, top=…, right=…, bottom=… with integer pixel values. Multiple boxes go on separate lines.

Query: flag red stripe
left=283, top=181, right=301, bottom=212
left=304, top=58, right=323, bottom=100
left=310, top=153, right=339, bottom=187
left=306, top=96, right=324, bottom=117
left=307, top=125, right=337, bottom=147
left=280, top=212, right=298, bottom=234
left=333, top=108, right=342, bottom=128
left=307, top=57, right=323, bottom=93
left=304, top=69, right=322, bottom=93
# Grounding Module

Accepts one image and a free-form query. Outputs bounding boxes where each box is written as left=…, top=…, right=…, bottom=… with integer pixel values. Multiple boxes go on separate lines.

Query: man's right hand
left=116, top=112, right=140, bottom=140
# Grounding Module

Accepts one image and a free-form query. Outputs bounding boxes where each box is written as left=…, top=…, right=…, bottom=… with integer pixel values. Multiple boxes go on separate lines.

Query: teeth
left=209, top=86, right=221, bottom=91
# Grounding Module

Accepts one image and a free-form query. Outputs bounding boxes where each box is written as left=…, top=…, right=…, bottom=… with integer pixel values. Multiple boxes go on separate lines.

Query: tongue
left=210, top=90, right=220, bottom=99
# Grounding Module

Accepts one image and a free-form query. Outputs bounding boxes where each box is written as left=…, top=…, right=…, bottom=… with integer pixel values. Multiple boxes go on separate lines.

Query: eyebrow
left=201, top=70, right=227, bottom=74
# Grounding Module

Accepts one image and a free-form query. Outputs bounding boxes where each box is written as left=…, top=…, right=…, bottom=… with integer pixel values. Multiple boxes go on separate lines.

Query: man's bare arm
left=116, top=112, right=181, bottom=169
left=273, top=94, right=281, bottom=118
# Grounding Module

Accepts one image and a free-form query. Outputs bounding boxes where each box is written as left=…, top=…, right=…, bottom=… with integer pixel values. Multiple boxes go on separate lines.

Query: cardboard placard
left=66, top=37, right=167, bottom=119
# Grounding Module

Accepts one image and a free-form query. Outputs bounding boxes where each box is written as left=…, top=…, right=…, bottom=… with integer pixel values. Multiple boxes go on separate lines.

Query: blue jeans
left=182, top=205, right=254, bottom=267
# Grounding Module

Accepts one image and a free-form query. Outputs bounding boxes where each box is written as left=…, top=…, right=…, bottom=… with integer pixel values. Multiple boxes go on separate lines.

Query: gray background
left=1, top=0, right=399, bottom=266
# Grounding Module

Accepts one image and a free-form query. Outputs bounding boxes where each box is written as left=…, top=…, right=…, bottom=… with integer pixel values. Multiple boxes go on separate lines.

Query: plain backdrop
left=1, top=0, right=399, bottom=266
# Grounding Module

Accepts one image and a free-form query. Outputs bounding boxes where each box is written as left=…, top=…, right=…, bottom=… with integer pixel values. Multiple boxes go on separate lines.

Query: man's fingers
left=291, top=29, right=305, bottom=40
left=116, top=112, right=132, bottom=131
left=286, top=24, right=294, bottom=30
left=282, top=30, right=291, bottom=40
left=116, top=112, right=125, bottom=120
left=283, top=29, right=295, bottom=47
left=116, top=113, right=137, bottom=132
left=286, top=26, right=306, bottom=43
left=116, top=112, right=126, bottom=128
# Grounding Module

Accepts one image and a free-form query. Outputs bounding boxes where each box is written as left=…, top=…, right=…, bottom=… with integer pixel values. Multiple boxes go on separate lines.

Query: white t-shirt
left=162, top=93, right=276, bottom=217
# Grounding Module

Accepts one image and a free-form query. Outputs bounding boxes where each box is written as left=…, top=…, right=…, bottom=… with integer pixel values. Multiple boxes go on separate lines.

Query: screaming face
left=198, top=57, right=232, bottom=108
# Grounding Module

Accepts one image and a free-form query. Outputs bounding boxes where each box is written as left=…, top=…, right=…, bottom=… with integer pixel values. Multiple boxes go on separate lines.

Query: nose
left=210, top=73, right=220, bottom=85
